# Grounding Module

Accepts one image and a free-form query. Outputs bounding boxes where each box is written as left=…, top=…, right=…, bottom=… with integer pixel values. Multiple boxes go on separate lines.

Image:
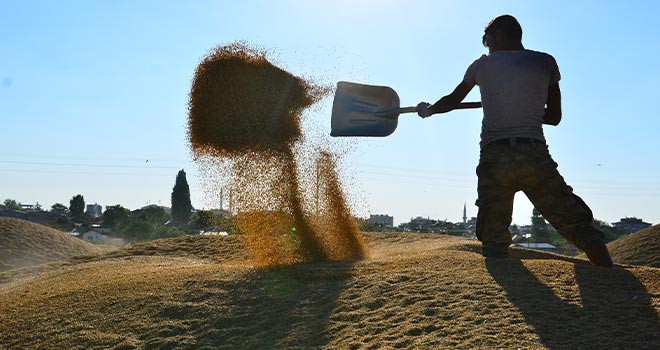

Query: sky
left=2, top=0, right=659, bottom=226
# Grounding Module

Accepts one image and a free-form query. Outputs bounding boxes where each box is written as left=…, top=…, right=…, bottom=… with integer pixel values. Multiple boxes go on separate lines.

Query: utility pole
left=315, top=158, right=320, bottom=215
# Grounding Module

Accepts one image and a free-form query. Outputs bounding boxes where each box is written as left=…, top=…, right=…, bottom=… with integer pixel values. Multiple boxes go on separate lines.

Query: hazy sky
left=2, top=1, right=659, bottom=225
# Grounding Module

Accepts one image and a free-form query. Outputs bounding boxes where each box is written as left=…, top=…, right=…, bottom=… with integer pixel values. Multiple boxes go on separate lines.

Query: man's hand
left=417, top=81, right=476, bottom=119
left=416, top=102, right=433, bottom=118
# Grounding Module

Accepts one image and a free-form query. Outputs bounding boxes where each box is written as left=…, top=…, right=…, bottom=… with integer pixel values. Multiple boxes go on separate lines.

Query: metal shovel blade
left=330, top=81, right=402, bottom=137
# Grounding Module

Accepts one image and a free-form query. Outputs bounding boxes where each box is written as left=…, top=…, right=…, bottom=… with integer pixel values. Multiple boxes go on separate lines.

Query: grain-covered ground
left=607, top=224, right=659, bottom=267
left=0, top=217, right=101, bottom=272
left=1, top=232, right=658, bottom=349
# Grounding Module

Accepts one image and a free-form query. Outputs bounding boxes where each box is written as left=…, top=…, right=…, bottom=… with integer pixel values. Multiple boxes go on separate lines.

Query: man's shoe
left=583, top=242, right=614, bottom=268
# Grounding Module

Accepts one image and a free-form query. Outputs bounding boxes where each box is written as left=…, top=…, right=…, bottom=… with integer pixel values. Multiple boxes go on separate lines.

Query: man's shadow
left=486, top=257, right=659, bottom=349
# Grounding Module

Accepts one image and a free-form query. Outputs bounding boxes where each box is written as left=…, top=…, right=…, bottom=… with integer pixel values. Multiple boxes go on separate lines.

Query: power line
left=0, top=168, right=187, bottom=177
left=0, top=153, right=189, bottom=163
left=1, top=155, right=658, bottom=194
left=0, top=160, right=187, bottom=169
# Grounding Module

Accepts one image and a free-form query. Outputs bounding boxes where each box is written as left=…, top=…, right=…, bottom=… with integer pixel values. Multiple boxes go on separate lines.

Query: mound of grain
left=0, top=217, right=100, bottom=272
left=607, top=225, right=659, bottom=267
left=1, top=232, right=658, bottom=349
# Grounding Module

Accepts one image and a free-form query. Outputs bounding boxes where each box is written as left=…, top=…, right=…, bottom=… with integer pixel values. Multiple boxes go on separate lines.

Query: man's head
left=482, top=15, right=523, bottom=53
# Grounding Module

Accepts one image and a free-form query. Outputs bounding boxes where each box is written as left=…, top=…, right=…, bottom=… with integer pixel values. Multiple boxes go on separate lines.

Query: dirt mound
left=607, top=225, right=659, bottom=267
left=1, top=232, right=658, bottom=349
left=0, top=217, right=101, bottom=272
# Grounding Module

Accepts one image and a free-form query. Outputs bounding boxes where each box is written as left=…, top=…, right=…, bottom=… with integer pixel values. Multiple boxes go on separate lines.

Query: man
left=416, top=15, right=614, bottom=267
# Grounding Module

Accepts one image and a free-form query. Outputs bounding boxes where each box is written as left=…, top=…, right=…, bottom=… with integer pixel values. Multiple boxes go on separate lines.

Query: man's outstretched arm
left=543, top=83, right=562, bottom=126
left=417, top=81, right=476, bottom=118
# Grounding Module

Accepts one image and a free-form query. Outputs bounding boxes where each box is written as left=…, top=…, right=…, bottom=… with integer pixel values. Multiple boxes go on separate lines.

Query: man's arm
left=417, top=81, right=476, bottom=118
left=543, top=83, right=562, bottom=126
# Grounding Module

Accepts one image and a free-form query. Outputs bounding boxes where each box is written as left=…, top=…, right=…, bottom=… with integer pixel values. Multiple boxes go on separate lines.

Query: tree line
left=1, top=169, right=216, bottom=243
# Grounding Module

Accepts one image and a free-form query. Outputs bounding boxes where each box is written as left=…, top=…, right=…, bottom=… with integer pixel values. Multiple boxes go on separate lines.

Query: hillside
left=0, top=217, right=101, bottom=272
left=608, top=224, right=660, bottom=267
left=1, top=232, right=658, bottom=349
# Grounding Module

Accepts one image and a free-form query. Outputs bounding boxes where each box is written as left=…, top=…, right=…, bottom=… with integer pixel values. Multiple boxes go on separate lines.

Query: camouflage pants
left=475, top=138, right=604, bottom=257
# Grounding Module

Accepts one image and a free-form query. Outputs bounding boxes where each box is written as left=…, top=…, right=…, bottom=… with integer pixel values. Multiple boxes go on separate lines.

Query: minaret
left=463, top=203, right=467, bottom=225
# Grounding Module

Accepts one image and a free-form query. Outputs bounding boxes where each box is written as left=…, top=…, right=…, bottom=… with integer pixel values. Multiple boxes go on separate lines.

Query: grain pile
left=0, top=217, right=101, bottom=272
left=2, top=233, right=659, bottom=349
left=188, top=42, right=365, bottom=266
left=607, top=225, right=660, bottom=267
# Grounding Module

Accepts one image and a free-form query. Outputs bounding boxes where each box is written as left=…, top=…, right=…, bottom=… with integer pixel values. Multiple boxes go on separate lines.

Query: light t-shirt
left=463, top=49, right=561, bottom=148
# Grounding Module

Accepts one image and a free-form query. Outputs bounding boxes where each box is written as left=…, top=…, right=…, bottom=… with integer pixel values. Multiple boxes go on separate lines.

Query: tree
left=154, top=226, right=187, bottom=239
left=134, top=205, right=169, bottom=225
left=530, top=208, right=553, bottom=243
left=51, top=203, right=69, bottom=215
left=196, top=210, right=220, bottom=229
left=122, top=220, right=155, bottom=242
left=530, top=208, right=565, bottom=244
left=3, top=199, right=22, bottom=210
left=593, top=219, right=625, bottom=243
left=355, top=217, right=378, bottom=232
left=171, top=169, right=193, bottom=224
left=102, top=205, right=130, bottom=227
left=69, top=194, right=85, bottom=221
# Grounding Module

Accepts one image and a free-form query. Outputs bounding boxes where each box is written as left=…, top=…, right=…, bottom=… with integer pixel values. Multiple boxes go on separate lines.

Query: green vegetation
left=69, top=194, right=85, bottom=222
left=355, top=217, right=380, bottom=232
left=102, top=205, right=130, bottom=227
left=196, top=210, right=222, bottom=229
left=3, top=199, right=22, bottom=211
left=101, top=205, right=185, bottom=243
left=593, top=219, right=626, bottom=242
left=50, top=203, right=68, bottom=215
left=171, top=169, right=193, bottom=224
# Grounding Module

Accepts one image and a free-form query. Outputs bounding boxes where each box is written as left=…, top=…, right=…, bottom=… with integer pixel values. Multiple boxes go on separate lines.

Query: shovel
left=330, top=81, right=482, bottom=137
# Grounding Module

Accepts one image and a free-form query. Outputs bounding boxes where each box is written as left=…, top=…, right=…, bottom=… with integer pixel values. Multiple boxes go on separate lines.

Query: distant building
left=82, top=231, right=103, bottom=242
left=514, top=243, right=558, bottom=253
left=19, top=203, right=36, bottom=211
left=81, top=230, right=125, bottom=245
left=466, top=217, right=477, bottom=230
left=612, top=217, right=652, bottom=234
left=408, top=216, right=436, bottom=231
left=90, top=224, right=112, bottom=234
left=86, top=203, right=103, bottom=218
left=368, top=214, right=394, bottom=228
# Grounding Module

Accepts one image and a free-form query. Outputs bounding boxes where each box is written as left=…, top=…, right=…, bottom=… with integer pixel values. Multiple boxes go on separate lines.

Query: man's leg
left=475, top=145, right=518, bottom=258
left=521, top=145, right=613, bottom=267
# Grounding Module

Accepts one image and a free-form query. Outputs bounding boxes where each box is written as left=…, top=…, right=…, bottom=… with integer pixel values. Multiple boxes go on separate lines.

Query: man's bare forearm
left=429, top=95, right=460, bottom=114
left=417, top=81, right=475, bottom=118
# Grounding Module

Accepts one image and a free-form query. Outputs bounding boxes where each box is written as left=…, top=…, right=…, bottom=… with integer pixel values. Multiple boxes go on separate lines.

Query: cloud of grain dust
left=187, top=42, right=366, bottom=266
